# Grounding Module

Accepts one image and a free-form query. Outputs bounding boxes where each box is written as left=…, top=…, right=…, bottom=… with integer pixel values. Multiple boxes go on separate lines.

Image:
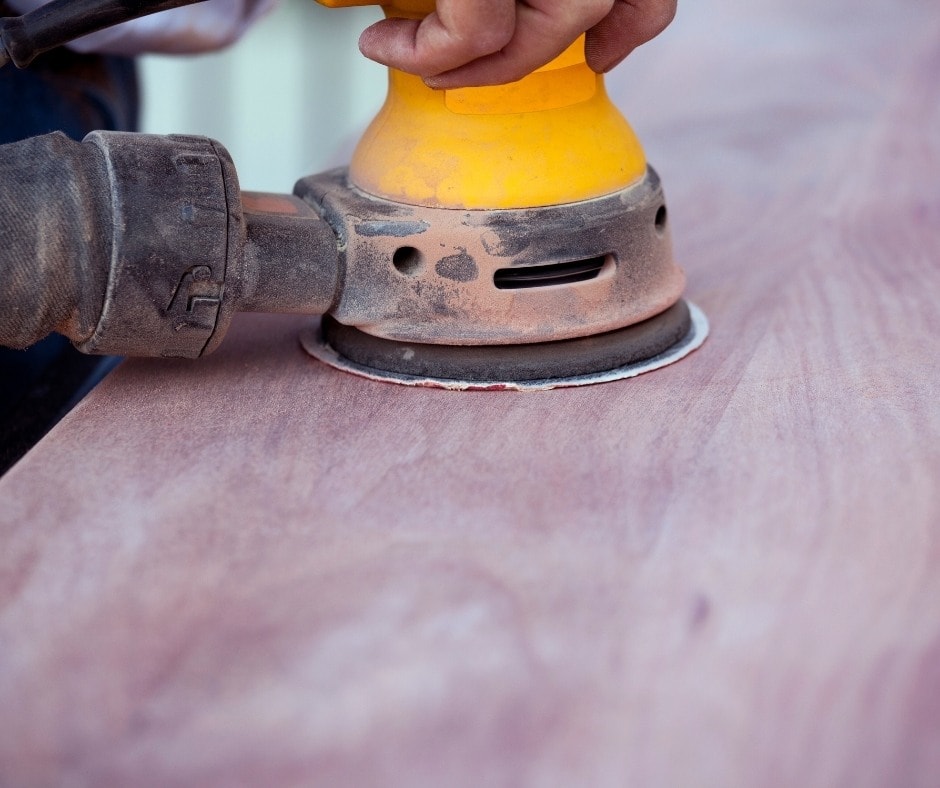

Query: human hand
left=357, top=0, right=677, bottom=88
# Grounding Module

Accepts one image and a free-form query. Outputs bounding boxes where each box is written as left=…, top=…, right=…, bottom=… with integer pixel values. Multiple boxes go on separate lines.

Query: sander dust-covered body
left=0, top=0, right=707, bottom=390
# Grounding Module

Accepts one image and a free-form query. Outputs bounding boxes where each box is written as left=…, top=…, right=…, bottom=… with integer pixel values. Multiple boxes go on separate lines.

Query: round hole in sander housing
left=303, top=300, right=708, bottom=391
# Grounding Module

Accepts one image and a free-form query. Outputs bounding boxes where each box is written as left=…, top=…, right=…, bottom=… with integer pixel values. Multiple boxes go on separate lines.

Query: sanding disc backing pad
left=301, top=301, right=708, bottom=391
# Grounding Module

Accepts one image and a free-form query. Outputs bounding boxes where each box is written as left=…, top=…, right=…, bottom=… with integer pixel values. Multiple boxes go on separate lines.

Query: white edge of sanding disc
left=299, top=302, right=709, bottom=392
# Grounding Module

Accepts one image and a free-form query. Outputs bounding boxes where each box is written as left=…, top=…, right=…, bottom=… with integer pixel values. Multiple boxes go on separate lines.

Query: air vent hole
left=393, top=246, right=423, bottom=276
left=654, top=205, right=668, bottom=235
left=494, top=255, right=612, bottom=290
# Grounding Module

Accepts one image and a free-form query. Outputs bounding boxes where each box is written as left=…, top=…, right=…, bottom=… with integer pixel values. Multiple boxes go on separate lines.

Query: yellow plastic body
left=317, top=0, right=648, bottom=209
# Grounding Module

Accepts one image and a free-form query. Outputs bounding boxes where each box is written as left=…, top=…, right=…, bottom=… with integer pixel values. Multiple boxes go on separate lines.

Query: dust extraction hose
left=0, top=131, right=340, bottom=358
left=0, top=132, right=109, bottom=350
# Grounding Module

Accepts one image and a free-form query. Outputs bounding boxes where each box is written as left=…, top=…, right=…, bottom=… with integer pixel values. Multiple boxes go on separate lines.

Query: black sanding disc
left=304, top=300, right=707, bottom=390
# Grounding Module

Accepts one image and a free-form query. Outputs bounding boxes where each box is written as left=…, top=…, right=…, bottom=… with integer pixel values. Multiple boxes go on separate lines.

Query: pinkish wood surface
left=2, top=1, right=939, bottom=785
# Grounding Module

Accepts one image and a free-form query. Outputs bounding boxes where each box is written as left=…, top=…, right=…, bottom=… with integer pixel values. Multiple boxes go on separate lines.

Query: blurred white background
left=138, top=0, right=387, bottom=193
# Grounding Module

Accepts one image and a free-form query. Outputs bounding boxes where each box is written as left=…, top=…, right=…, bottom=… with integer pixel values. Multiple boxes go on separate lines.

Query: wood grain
left=2, top=0, right=939, bottom=785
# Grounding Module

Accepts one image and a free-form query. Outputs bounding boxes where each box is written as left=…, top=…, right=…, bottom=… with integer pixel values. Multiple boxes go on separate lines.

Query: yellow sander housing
left=301, top=0, right=707, bottom=389
left=324, top=0, right=647, bottom=209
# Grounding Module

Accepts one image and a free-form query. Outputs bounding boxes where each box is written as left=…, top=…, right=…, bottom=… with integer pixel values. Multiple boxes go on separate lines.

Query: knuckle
left=653, top=0, right=678, bottom=30
left=636, top=0, right=678, bottom=34
left=450, top=29, right=511, bottom=62
left=582, top=0, right=616, bottom=24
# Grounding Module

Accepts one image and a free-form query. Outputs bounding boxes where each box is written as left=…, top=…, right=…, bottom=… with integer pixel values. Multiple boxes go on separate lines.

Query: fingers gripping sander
left=302, top=0, right=707, bottom=388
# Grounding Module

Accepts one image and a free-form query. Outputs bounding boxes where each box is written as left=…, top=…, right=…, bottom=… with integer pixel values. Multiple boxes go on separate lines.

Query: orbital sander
left=0, top=0, right=707, bottom=390
left=305, top=0, right=707, bottom=389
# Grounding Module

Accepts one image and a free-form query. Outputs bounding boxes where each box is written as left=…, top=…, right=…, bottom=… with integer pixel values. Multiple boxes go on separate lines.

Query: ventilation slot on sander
left=494, top=255, right=611, bottom=290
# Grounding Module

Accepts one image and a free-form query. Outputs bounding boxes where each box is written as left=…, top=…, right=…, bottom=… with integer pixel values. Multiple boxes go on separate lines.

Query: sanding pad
left=301, top=300, right=708, bottom=391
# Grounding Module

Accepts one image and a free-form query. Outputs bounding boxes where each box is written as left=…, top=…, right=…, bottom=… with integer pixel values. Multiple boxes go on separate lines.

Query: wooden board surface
left=2, top=0, right=939, bottom=784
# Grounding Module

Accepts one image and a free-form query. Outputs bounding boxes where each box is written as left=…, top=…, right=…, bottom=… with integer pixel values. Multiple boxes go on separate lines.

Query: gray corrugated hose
left=0, top=132, right=110, bottom=349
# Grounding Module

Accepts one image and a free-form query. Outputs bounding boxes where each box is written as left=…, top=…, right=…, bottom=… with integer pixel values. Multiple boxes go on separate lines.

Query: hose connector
left=0, top=131, right=343, bottom=358
left=78, top=132, right=244, bottom=358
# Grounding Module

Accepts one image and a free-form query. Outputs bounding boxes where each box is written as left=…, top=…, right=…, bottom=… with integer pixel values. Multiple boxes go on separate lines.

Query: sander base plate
left=300, top=301, right=708, bottom=391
